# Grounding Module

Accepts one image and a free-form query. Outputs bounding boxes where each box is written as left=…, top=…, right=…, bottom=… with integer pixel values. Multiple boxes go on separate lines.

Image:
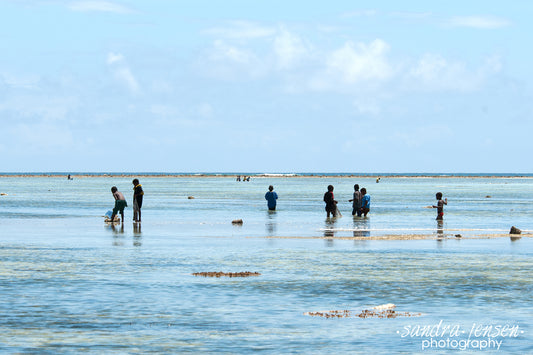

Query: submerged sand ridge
left=305, top=304, right=422, bottom=319
left=192, top=271, right=261, bottom=278
left=261, top=232, right=532, bottom=241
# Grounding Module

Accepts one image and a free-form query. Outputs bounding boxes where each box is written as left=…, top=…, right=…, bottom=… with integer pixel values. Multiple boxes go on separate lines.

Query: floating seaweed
left=192, top=271, right=261, bottom=278
left=304, top=304, right=421, bottom=319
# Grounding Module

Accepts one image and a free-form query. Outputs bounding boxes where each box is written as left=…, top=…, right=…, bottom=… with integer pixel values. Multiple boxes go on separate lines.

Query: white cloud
left=408, top=54, right=502, bottom=92
left=68, top=1, right=132, bottom=14
left=114, top=67, right=140, bottom=93
left=199, top=40, right=266, bottom=80
left=210, top=40, right=255, bottom=64
left=107, top=52, right=124, bottom=65
left=202, top=24, right=311, bottom=76
left=324, top=39, right=393, bottom=84
left=273, top=28, right=309, bottom=70
left=448, top=16, right=511, bottom=29
left=198, top=21, right=503, bottom=98
left=106, top=52, right=140, bottom=93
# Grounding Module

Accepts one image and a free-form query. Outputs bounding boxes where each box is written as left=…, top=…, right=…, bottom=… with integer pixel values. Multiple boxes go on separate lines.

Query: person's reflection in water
left=436, top=219, right=444, bottom=240
left=266, top=210, right=277, bottom=237
left=108, top=223, right=125, bottom=246
left=353, top=215, right=371, bottom=238
left=133, top=222, right=142, bottom=246
left=436, top=220, right=445, bottom=248
left=324, top=217, right=336, bottom=246
left=109, top=223, right=124, bottom=234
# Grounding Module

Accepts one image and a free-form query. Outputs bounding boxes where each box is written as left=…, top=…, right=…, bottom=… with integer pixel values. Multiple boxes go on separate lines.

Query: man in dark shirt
left=132, top=179, right=144, bottom=222
left=323, top=185, right=337, bottom=218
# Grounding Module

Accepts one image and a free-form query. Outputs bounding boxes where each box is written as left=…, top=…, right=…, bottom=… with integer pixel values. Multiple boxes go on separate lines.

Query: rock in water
left=510, top=226, right=522, bottom=235
left=232, top=219, right=243, bottom=225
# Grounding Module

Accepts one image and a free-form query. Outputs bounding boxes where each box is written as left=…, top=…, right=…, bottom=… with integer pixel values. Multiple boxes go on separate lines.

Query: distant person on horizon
left=349, top=184, right=362, bottom=217
left=265, top=185, right=278, bottom=211
left=360, top=188, right=370, bottom=217
left=323, top=185, right=337, bottom=218
left=110, top=186, right=127, bottom=223
left=132, top=179, right=144, bottom=222
left=432, top=192, right=447, bottom=220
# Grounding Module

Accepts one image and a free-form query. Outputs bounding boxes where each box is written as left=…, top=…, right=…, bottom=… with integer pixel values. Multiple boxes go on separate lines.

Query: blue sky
left=1, top=1, right=531, bottom=173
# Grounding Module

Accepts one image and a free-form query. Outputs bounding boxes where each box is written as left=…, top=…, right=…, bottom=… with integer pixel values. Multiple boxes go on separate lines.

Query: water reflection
left=133, top=223, right=142, bottom=246
left=133, top=223, right=141, bottom=235
left=324, top=217, right=336, bottom=237
left=436, top=220, right=444, bottom=239
left=265, top=210, right=277, bottom=237
left=435, top=220, right=445, bottom=248
left=324, top=218, right=336, bottom=246
left=105, top=223, right=125, bottom=246
left=109, top=223, right=124, bottom=234
left=353, top=216, right=370, bottom=238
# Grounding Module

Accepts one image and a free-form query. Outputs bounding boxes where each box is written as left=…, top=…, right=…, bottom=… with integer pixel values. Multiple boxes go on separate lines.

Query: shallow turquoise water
left=0, top=176, right=531, bottom=353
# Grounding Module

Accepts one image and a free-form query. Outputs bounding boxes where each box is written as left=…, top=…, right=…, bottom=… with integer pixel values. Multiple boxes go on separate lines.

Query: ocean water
left=0, top=176, right=531, bottom=354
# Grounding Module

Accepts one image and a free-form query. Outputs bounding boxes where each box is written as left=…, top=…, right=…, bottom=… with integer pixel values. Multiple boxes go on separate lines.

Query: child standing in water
left=349, top=184, right=362, bottom=216
left=360, top=188, right=370, bottom=217
left=433, top=192, right=447, bottom=220
left=110, top=186, right=127, bottom=223
left=132, top=179, right=144, bottom=222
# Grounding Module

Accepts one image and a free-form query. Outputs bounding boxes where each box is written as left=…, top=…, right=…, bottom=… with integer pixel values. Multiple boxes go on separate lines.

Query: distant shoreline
left=1, top=173, right=532, bottom=179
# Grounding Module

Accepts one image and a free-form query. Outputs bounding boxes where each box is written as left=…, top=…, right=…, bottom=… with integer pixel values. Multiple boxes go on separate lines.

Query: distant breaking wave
left=256, top=173, right=298, bottom=177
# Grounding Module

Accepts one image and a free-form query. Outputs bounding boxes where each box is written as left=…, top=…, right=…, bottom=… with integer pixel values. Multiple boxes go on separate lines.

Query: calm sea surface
left=0, top=176, right=531, bottom=353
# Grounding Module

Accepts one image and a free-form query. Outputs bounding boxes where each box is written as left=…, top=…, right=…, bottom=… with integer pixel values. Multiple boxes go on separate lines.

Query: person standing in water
left=265, top=185, right=278, bottom=211
left=432, top=192, right=447, bottom=220
left=323, top=185, right=337, bottom=218
left=360, top=188, right=370, bottom=217
left=132, top=179, right=144, bottom=222
left=349, top=184, right=362, bottom=216
left=110, top=186, right=127, bottom=223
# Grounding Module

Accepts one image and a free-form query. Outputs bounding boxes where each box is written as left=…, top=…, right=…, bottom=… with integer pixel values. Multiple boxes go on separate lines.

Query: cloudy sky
left=1, top=1, right=531, bottom=173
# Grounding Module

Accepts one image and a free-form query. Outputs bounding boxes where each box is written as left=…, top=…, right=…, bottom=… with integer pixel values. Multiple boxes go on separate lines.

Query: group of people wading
left=323, top=184, right=370, bottom=218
